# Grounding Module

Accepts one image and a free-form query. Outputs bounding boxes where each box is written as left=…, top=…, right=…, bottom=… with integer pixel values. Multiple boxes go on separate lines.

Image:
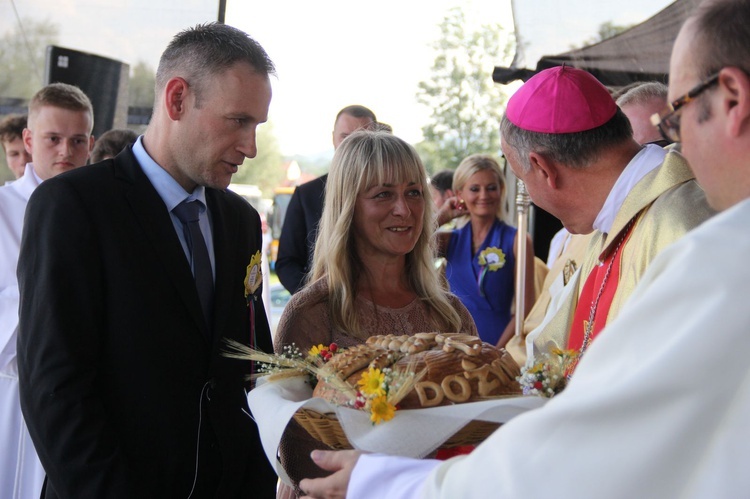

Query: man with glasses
left=296, top=2, right=750, bottom=497
left=650, top=75, right=719, bottom=145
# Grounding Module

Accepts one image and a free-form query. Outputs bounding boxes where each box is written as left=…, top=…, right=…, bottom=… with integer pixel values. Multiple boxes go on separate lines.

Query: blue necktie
left=173, top=200, right=214, bottom=329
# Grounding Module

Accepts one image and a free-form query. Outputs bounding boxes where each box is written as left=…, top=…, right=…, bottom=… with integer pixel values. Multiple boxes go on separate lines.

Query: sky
left=225, top=0, right=514, bottom=156
left=1, top=0, right=674, bottom=158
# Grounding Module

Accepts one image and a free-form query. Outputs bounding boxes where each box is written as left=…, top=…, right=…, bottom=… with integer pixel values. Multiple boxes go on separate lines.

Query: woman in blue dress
left=437, top=154, right=535, bottom=347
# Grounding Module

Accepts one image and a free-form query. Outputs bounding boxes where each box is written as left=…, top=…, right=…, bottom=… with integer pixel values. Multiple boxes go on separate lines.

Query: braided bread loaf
left=312, top=333, right=521, bottom=409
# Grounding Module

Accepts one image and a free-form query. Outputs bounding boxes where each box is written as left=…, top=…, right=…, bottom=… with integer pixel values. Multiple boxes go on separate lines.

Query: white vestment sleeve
left=0, top=167, right=45, bottom=499
left=348, top=454, right=441, bottom=499
left=351, top=200, right=750, bottom=499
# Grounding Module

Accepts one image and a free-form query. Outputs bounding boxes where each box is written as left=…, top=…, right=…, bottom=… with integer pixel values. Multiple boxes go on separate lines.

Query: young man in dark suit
left=17, top=23, right=278, bottom=498
left=275, top=105, right=376, bottom=294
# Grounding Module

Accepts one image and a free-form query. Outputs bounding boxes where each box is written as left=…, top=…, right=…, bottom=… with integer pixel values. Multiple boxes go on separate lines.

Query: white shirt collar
left=9, top=163, right=44, bottom=201
left=592, top=144, right=667, bottom=234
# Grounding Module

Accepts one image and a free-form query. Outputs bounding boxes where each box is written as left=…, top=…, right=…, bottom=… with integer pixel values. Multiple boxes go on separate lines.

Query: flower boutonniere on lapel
left=477, top=247, right=506, bottom=297
left=244, top=251, right=263, bottom=304
left=241, top=251, right=264, bottom=372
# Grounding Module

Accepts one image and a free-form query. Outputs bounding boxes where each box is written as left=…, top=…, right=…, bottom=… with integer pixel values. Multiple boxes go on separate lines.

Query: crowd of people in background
left=1, top=1, right=749, bottom=497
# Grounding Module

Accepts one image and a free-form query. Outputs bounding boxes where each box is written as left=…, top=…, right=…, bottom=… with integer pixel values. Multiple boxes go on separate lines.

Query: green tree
left=0, top=18, right=58, bottom=179
left=571, top=20, right=636, bottom=49
left=232, top=120, right=286, bottom=198
left=129, top=60, right=156, bottom=107
left=0, top=18, right=59, bottom=99
left=416, top=7, right=513, bottom=173
left=595, top=21, right=633, bottom=41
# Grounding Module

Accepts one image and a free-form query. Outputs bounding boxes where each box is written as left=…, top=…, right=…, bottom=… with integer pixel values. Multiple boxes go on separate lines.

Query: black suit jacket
left=17, top=147, right=277, bottom=498
left=275, top=174, right=327, bottom=294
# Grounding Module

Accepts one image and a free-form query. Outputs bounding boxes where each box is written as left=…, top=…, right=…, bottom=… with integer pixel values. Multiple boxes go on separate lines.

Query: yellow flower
left=552, top=348, right=579, bottom=362
left=528, top=362, right=545, bottom=374
left=309, top=345, right=326, bottom=357
left=369, top=395, right=396, bottom=424
left=357, top=368, right=386, bottom=397
left=478, top=247, right=506, bottom=271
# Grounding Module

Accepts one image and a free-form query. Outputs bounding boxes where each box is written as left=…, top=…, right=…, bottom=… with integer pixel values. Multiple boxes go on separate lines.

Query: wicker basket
left=293, top=408, right=500, bottom=450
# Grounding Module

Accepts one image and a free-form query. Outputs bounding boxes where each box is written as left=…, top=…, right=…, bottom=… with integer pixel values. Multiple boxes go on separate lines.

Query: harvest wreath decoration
left=235, top=334, right=538, bottom=452
left=224, top=339, right=425, bottom=425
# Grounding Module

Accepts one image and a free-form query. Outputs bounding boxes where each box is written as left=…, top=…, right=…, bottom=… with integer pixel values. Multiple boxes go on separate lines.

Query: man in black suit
left=17, top=23, right=278, bottom=498
left=276, top=105, right=376, bottom=294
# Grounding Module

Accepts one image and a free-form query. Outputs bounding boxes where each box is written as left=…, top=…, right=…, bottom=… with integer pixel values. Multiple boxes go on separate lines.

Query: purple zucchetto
left=506, top=66, right=617, bottom=134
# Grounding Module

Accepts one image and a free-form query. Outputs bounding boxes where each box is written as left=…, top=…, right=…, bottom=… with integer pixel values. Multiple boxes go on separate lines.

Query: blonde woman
left=274, top=129, right=476, bottom=497
left=437, top=154, right=534, bottom=348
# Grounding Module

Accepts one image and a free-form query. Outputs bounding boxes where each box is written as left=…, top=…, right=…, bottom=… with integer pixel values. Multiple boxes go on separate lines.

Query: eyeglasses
left=650, top=72, right=720, bottom=143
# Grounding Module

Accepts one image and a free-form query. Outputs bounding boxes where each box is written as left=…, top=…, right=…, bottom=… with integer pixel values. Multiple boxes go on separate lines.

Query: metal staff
left=514, top=178, right=531, bottom=337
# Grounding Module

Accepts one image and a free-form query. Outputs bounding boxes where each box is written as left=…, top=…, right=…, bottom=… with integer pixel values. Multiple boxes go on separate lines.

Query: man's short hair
left=616, top=82, right=669, bottom=108
left=500, top=108, right=633, bottom=172
left=610, top=81, right=642, bottom=101
left=91, top=128, right=138, bottom=163
left=28, top=83, right=94, bottom=128
left=372, top=122, right=392, bottom=133
left=155, top=22, right=276, bottom=108
left=334, top=105, right=377, bottom=125
left=0, top=114, right=27, bottom=145
left=692, top=0, right=750, bottom=79
left=430, top=169, right=454, bottom=193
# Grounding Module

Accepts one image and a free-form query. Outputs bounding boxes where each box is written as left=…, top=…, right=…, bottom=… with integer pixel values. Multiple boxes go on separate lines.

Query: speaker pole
left=218, top=0, right=227, bottom=23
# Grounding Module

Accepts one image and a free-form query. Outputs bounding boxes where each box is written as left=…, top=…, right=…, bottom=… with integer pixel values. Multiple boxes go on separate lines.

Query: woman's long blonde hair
left=310, top=130, right=463, bottom=339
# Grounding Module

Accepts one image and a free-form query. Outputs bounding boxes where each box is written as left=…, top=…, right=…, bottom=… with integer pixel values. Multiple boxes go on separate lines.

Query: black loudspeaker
left=44, top=46, right=129, bottom=139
